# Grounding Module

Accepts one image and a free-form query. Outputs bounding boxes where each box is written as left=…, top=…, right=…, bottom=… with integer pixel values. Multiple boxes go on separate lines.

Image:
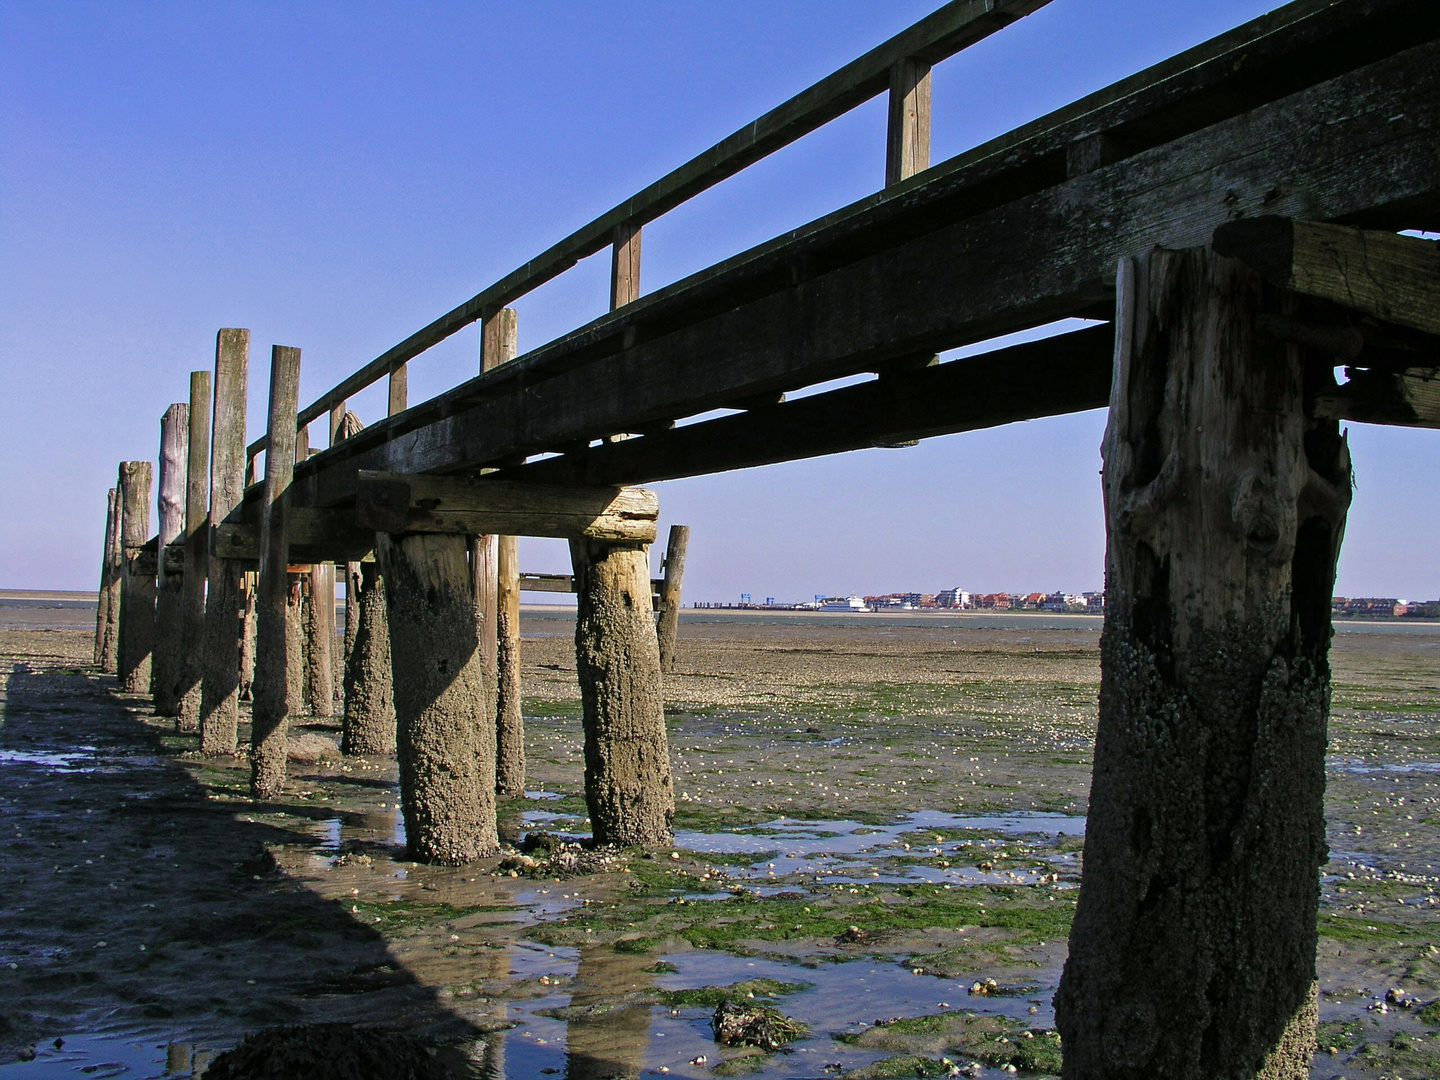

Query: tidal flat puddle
left=0, top=1033, right=213, bottom=1078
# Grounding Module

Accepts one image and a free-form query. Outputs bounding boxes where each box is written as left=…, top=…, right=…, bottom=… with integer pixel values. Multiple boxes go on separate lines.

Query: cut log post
left=305, top=560, right=336, bottom=717
left=654, top=524, right=690, bottom=673
left=376, top=531, right=497, bottom=864
left=152, top=402, right=189, bottom=715
left=250, top=345, right=302, bottom=798
left=342, top=560, right=395, bottom=756
left=571, top=538, right=674, bottom=847
left=494, top=533, right=524, bottom=797
left=95, top=488, right=120, bottom=670
left=201, top=329, right=250, bottom=755
left=1054, top=248, right=1351, bottom=1079
left=885, top=56, right=931, bottom=187
left=482, top=307, right=521, bottom=796
left=116, top=461, right=155, bottom=694
left=176, top=370, right=211, bottom=731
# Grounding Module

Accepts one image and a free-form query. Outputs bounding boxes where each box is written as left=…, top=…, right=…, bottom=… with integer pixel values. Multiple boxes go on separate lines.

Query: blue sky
left=3, top=1, right=1437, bottom=602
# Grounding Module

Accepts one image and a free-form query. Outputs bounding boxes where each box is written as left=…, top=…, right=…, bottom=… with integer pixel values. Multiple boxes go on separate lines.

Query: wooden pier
left=93, top=0, right=1440, bottom=1073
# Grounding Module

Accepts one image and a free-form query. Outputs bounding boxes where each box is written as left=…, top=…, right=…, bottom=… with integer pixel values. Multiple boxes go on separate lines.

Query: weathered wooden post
left=250, top=345, right=302, bottom=798
left=483, top=307, right=523, bottom=796
left=176, top=370, right=211, bottom=731
left=200, top=329, right=250, bottom=755
left=94, top=488, right=120, bottom=671
left=494, top=534, right=524, bottom=796
left=654, top=524, right=690, bottom=673
left=239, top=571, right=257, bottom=701
left=116, top=461, right=155, bottom=695
left=1054, top=249, right=1351, bottom=1078
left=471, top=531, right=499, bottom=716
left=305, top=560, right=336, bottom=718
left=332, top=409, right=364, bottom=707
left=152, top=403, right=189, bottom=714
left=342, top=560, right=395, bottom=755
left=571, top=538, right=674, bottom=846
left=885, top=56, right=931, bottom=187
left=375, top=531, right=498, bottom=864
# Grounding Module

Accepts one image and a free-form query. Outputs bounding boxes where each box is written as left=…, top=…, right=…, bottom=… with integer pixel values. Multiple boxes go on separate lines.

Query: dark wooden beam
left=500, top=323, right=1114, bottom=486
left=353, top=473, right=659, bottom=542
left=214, top=507, right=374, bottom=563
left=1314, top=364, right=1440, bottom=427
left=1214, top=217, right=1440, bottom=337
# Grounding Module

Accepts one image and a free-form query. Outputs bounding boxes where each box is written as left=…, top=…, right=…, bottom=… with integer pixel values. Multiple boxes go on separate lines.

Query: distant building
left=936, top=588, right=971, bottom=609
left=820, top=595, right=868, bottom=612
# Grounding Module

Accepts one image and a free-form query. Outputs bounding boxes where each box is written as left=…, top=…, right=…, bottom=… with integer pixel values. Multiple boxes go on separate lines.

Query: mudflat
left=0, top=609, right=1435, bottom=1078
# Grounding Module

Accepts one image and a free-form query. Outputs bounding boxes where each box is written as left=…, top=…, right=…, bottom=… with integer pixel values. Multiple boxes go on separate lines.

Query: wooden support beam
left=251, top=345, right=302, bottom=798
left=611, top=220, right=642, bottom=309
left=494, top=534, right=524, bottom=797
left=342, top=560, right=395, bottom=755
left=376, top=531, right=498, bottom=864
left=95, top=488, right=121, bottom=672
left=329, top=399, right=347, bottom=446
left=353, top=473, right=659, bottom=543
left=201, top=330, right=250, bottom=754
left=1314, top=364, right=1440, bottom=427
left=886, top=57, right=931, bottom=187
left=213, top=507, right=376, bottom=563
left=518, top=572, right=575, bottom=593
left=506, top=323, right=1115, bottom=486
left=1055, top=249, right=1350, bottom=1077
left=571, top=538, right=674, bottom=847
left=153, top=403, right=189, bottom=716
left=481, top=308, right=518, bottom=373
left=305, top=561, right=336, bottom=718
left=388, top=363, right=408, bottom=416
left=116, top=461, right=155, bottom=695
left=176, top=370, right=211, bottom=731
left=471, top=532, right=498, bottom=746
left=1213, top=217, right=1440, bottom=337
left=655, top=524, right=690, bottom=673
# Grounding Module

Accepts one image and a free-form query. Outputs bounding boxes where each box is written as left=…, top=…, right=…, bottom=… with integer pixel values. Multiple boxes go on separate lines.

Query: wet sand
left=0, top=609, right=1435, bottom=1078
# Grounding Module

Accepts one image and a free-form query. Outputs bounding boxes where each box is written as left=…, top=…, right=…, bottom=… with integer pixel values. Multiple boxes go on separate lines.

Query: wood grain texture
left=886, top=57, right=931, bottom=187
left=494, top=533, right=524, bottom=797
left=117, top=461, right=155, bottom=694
left=176, top=370, right=211, bottom=731
left=153, top=403, right=189, bottom=715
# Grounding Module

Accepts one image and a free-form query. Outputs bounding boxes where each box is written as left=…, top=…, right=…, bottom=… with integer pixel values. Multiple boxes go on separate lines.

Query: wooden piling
left=200, top=329, right=250, bottom=755
left=471, top=531, right=498, bottom=722
left=342, top=560, right=395, bottom=755
left=152, top=403, right=189, bottom=714
left=250, top=345, right=302, bottom=798
left=1054, top=248, right=1351, bottom=1078
left=330, top=408, right=365, bottom=722
left=95, top=488, right=120, bottom=670
left=176, top=370, right=211, bottom=731
left=571, top=538, right=674, bottom=846
left=305, top=561, right=336, bottom=717
left=116, top=461, right=155, bottom=695
left=655, top=524, right=690, bottom=673
left=494, top=534, right=524, bottom=797
left=376, top=531, right=497, bottom=864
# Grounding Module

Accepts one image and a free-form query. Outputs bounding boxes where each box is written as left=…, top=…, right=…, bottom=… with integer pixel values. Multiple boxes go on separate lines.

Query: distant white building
left=937, top=588, right=971, bottom=609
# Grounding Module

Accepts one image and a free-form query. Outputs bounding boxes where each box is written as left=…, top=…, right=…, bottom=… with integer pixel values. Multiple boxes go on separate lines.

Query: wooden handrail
left=245, top=0, right=1049, bottom=458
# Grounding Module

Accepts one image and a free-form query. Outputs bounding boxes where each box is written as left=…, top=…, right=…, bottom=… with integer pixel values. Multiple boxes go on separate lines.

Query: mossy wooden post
left=483, top=307, right=524, bottom=796
left=376, top=531, right=497, bottom=864
left=176, top=370, right=211, bottom=731
left=116, top=461, right=155, bottom=694
left=342, top=560, right=395, bottom=755
left=239, top=571, right=256, bottom=700
left=471, top=530, right=499, bottom=723
left=250, top=345, right=302, bottom=798
left=330, top=408, right=365, bottom=716
left=1054, top=248, right=1351, bottom=1079
left=200, top=329, right=250, bottom=754
left=95, top=487, right=120, bottom=671
left=655, top=524, right=689, bottom=673
left=571, top=538, right=674, bottom=846
left=494, top=533, right=524, bottom=796
left=152, top=402, right=189, bottom=714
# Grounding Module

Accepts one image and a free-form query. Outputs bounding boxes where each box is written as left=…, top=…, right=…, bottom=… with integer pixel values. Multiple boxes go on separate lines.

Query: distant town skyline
left=3, top=2, right=1436, bottom=600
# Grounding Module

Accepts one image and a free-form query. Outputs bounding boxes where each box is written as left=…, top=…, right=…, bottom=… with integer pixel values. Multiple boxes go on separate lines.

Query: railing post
left=610, top=220, right=642, bottom=309
left=885, top=57, right=931, bottom=187
left=388, top=363, right=408, bottom=415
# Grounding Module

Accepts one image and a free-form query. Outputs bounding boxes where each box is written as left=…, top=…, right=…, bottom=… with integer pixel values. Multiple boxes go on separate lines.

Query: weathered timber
left=494, top=534, right=524, bottom=797
left=517, top=573, right=574, bottom=593
left=333, top=408, right=366, bottom=721
left=654, top=524, right=690, bottom=673
left=1054, top=249, right=1351, bottom=1078
left=250, top=0, right=1051, bottom=459
left=304, top=561, right=336, bottom=718
left=885, top=56, right=931, bottom=187
left=176, top=371, right=211, bottom=731
left=95, top=488, right=120, bottom=671
left=213, top=506, right=375, bottom=562
left=470, top=533, right=498, bottom=743
left=611, top=220, right=642, bottom=309
left=251, top=346, right=302, bottom=798
left=200, top=329, right=250, bottom=755
left=153, top=403, right=189, bottom=715
left=1213, top=216, right=1440, bottom=337
left=388, top=363, right=408, bottom=417
left=116, top=462, right=155, bottom=694
left=293, top=29, right=1440, bottom=508
left=571, top=539, right=674, bottom=847
left=343, top=560, right=395, bottom=756
left=1314, top=363, right=1440, bottom=427
left=375, top=531, right=498, bottom=864
left=353, top=473, right=659, bottom=543
left=239, top=571, right=256, bottom=702
left=481, top=309, right=518, bottom=373
left=284, top=572, right=307, bottom=718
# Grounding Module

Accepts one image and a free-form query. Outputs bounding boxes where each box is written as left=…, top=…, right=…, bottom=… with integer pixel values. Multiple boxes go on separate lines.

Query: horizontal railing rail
left=245, top=0, right=1050, bottom=459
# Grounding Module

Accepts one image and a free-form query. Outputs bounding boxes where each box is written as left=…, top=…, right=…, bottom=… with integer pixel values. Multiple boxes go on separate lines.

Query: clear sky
left=3, top=1, right=1436, bottom=603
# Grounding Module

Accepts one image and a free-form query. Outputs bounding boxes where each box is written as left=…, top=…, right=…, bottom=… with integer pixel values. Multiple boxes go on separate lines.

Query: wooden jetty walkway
left=91, top=1, right=1440, bottom=1074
